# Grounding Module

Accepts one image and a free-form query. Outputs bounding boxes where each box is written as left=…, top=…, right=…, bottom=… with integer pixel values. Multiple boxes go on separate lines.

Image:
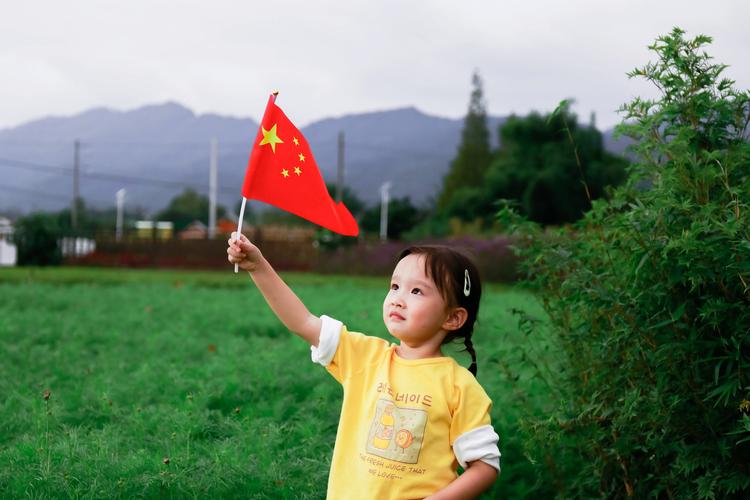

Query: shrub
left=314, top=236, right=518, bottom=283
left=500, top=28, right=750, bottom=498
left=13, top=212, right=63, bottom=266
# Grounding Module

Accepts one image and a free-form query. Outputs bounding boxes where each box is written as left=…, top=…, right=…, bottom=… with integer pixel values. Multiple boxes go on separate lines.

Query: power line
left=0, top=139, right=242, bottom=147
left=0, top=156, right=240, bottom=194
left=0, top=156, right=70, bottom=174
left=0, top=183, right=110, bottom=204
left=1, top=138, right=454, bottom=158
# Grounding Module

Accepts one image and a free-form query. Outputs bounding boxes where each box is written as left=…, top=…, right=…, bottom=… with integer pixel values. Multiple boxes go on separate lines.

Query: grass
left=0, top=267, right=553, bottom=498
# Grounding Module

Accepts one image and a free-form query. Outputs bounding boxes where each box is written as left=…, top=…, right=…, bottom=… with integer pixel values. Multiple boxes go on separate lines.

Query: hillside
left=0, top=102, right=625, bottom=215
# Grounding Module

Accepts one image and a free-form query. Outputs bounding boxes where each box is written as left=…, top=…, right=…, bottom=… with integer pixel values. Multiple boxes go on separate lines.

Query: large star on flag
left=259, top=124, right=284, bottom=153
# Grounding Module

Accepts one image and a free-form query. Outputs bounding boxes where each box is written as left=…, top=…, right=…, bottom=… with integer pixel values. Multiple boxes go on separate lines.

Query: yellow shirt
left=315, top=320, right=499, bottom=500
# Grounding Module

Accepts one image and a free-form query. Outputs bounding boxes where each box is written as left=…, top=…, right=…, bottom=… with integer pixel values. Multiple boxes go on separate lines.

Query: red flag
left=242, top=94, right=359, bottom=236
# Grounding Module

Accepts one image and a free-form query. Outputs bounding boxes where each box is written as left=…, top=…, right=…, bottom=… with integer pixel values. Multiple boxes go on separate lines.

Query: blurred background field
left=0, top=267, right=551, bottom=499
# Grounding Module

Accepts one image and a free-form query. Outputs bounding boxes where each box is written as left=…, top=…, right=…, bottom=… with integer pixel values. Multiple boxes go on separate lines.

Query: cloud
left=0, top=0, right=748, bottom=130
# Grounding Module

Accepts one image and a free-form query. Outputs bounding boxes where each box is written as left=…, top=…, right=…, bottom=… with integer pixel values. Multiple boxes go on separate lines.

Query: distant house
left=60, top=237, right=96, bottom=257
left=216, top=217, right=252, bottom=237
left=0, top=217, right=17, bottom=266
left=134, top=220, right=174, bottom=240
left=179, top=220, right=207, bottom=240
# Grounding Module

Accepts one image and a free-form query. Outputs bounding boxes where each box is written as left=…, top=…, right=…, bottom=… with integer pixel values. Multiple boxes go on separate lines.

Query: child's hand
left=227, top=232, right=264, bottom=272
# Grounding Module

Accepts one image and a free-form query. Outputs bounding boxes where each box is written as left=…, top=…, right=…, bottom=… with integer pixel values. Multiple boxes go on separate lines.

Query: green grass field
left=0, top=267, right=551, bottom=499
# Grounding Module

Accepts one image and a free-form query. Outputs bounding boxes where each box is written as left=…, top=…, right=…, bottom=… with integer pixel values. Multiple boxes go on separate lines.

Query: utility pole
left=379, top=182, right=391, bottom=241
left=336, top=131, right=344, bottom=202
left=72, top=139, right=80, bottom=230
left=209, top=138, right=218, bottom=239
left=115, top=188, right=126, bottom=241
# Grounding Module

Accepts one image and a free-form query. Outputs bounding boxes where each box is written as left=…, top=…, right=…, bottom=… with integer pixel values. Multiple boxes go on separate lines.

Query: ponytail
left=464, top=336, right=478, bottom=376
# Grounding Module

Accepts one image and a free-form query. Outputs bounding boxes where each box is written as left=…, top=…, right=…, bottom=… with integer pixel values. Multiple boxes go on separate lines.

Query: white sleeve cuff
left=310, top=315, right=342, bottom=366
left=453, top=424, right=501, bottom=472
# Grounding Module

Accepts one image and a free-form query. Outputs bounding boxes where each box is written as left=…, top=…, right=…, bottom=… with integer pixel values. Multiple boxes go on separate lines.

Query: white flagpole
left=234, top=91, right=277, bottom=273
left=234, top=196, right=247, bottom=273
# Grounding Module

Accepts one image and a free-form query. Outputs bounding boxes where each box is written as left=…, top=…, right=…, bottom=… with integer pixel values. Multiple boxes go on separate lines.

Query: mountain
left=0, top=102, right=622, bottom=216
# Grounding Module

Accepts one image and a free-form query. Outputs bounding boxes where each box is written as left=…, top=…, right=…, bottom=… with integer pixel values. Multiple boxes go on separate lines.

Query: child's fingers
left=226, top=246, right=246, bottom=259
left=228, top=233, right=254, bottom=257
left=230, top=232, right=250, bottom=244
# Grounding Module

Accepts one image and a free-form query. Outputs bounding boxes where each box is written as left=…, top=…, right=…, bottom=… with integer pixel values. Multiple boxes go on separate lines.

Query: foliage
left=314, top=183, right=366, bottom=250
left=402, top=213, right=452, bottom=241
left=0, top=267, right=549, bottom=499
left=12, top=212, right=63, bottom=266
left=484, top=106, right=627, bottom=225
left=233, top=199, right=256, bottom=224
left=312, top=235, right=519, bottom=283
left=47, top=197, right=146, bottom=238
left=326, top=183, right=365, bottom=218
left=436, top=71, right=626, bottom=230
left=360, top=196, right=425, bottom=240
left=157, top=188, right=227, bottom=232
left=499, top=28, right=750, bottom=498
left=438, top=71, right=493, bottom=210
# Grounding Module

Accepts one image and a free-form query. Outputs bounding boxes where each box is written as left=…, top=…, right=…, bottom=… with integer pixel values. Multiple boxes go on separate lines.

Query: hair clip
left=464, top=269, right=471, bottom=297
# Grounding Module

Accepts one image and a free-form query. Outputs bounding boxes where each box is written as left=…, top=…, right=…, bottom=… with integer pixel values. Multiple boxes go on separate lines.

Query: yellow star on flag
left=298, top=153, right=305, bottom=162
left=281, top=168, right=289, bottom=178
left=294, top=167, right=302, bottom=176
left=259, top=124, right=284, bottom=153
left=292, top=137, right=300, bottom=146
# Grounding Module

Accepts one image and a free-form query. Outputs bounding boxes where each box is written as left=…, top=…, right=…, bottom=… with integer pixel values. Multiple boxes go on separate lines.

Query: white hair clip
left=464, top=269, right=471, bottom=297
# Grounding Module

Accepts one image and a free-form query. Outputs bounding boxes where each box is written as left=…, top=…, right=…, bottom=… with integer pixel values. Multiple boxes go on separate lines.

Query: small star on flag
left=281, top=168, right=289, bottom=178
left=294, top=167, right=302, bottom=176
left=292, top=137, right=300, bottom=146
left=298, top=153, right=305, bottom=162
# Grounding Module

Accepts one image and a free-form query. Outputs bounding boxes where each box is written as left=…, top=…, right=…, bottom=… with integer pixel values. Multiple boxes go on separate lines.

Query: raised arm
left=227, top=233, right=322, bottom=346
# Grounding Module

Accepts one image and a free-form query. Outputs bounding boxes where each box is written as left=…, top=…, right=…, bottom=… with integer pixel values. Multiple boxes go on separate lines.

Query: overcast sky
left=1, top=0, right=748, bottom=131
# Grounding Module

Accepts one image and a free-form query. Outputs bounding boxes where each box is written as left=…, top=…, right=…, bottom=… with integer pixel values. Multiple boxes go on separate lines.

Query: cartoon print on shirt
left=366, top=399, right=428, bottom=464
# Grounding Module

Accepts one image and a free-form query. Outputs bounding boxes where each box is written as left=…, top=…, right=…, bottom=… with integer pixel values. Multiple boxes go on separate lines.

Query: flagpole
left=235, top=91, right=279, bottom=273
left=234, top=197, right=247, bottom=273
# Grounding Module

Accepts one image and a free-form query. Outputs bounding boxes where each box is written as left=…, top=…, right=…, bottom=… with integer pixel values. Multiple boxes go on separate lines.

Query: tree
left=13, top=212, right=62, bottom=266
left=500, top=28, right=750, bottom=497
left=233, top=199, right=255, bottom=225
left=361, top=197, right=424, bottom=240
left=485, top=107, right=627, bottom=225
left=438, top=71, right=493, bottom=210
left=156, top=189, right=226, bottom=232
left=56, top=197, right=147, bottom=237
left=314, top=184, right=365, bottom=249
left=327, top=183, right=365, bottom=219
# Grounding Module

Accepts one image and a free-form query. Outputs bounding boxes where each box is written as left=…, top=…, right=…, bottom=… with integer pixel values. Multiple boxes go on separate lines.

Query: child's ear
left=443, top=307, right=468, bottom=331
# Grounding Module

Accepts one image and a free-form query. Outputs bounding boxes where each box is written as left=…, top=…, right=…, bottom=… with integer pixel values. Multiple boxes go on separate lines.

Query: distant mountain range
left=0, top=102, right=630, bottom=216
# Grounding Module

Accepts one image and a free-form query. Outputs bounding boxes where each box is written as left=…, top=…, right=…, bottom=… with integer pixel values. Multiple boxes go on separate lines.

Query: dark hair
left=397, top=245, right=482, bottom=376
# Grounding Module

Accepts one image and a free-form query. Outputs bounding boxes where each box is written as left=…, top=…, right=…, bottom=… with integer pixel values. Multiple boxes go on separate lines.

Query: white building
left=0, top=217, right=17, bottom=266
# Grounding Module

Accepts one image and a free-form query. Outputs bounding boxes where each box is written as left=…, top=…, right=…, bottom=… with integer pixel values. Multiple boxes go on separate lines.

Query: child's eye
left=411, top=288, right=422, bottom=295
left=390, top=283, right=399, bottom=291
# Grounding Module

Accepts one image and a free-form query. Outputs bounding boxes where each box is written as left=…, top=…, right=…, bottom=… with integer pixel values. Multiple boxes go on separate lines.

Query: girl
left=227, top=235, right=500, bottom=499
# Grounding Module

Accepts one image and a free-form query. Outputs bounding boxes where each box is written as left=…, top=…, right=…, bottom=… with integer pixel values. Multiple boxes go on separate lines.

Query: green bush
left=500, top=28, right=750, bottom=498
left=13, top=213, right=63, bottom=266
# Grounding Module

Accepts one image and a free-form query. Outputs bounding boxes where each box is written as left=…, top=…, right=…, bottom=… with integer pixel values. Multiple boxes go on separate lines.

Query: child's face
left=383, top=254, right=451, bottom=345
